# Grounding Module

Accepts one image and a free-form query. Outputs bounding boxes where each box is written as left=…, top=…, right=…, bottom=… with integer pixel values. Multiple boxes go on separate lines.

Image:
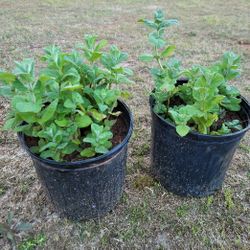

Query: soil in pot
left=25, top=112, right=128, bottom=162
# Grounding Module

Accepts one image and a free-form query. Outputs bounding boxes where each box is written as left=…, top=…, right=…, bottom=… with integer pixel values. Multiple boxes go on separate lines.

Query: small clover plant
left=0, top=35, right=133, bottom=161
left=139, top=9, right=243, bottom=137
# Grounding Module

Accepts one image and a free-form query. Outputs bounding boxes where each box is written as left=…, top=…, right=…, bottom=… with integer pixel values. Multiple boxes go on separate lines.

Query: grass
left=0, top=0, right=250, bottom=249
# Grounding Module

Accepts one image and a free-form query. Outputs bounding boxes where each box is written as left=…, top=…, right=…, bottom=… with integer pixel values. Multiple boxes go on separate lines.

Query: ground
left=0, top=0, right=250, bottom=249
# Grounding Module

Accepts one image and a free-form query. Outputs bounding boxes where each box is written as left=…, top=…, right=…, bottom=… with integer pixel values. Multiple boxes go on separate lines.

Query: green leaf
left=221, top=96, right=241, bottom=111
left=0, top=71, right=16, bottom=84
left=39, top=142, right=57, bottom=152
left=176, top=125, right=190, bottom=137
left=124, top=68, right=134, bottom=76
left=62, top=143, right=79, bottom=154
left=211, top=124, right=231, bottom=135
left=3, top=118, right=16, bottom=130
left=224, top=119, right=242, bottom=131
left=7, top=231, right=15, bottom=244
left=15, top=222, right=32, bottom=232
left=40, top=149, right=57, bottom=160
left=80, top=147, right=96, bottom=157
left=161, top=45, right=176, bottom=58
left=149, top=32, right=166, bottom=48
left=116, top=74, right=134, bottom=84
left=13, top=58, right=35, bottom=80
left=0, top=86, right=12, bottom=97
left=154, top=9, right=165, bottom=22
left=55, top=119, right=69, bottom=127
left=160, top=19, right=178, bottom=28
left=91, top=123, right=103, bottom=137
left=19, top=112, right=38, bottom=123
left=96, top=39, right=108, bottom=50
left=16, top=102, right=41, bottom=113
left=64, top=99, right=76, bottom=109
left=61, top=67, right=80, bottom=84
left=12, top=96, right=41, bottom=113
left=138, top=19, right=158, bottom=29
left=95, top=145, right=109, bottom=154
left=89, top=109, right=106, bottom=121
left=13, top=79, right=27, bottom=92
left=75, top=114, right=92, bottom=128
left=39, top=99, right=58, bottom=124
left=139, top=54, right=154, bottom=62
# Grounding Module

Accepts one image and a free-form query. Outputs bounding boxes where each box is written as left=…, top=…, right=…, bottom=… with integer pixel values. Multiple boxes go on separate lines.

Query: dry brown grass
left=0, top=0, right=250, bottom=249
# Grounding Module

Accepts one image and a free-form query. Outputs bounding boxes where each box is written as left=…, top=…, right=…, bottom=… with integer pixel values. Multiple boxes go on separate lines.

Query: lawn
left=0, top=0, right=250, bottom=249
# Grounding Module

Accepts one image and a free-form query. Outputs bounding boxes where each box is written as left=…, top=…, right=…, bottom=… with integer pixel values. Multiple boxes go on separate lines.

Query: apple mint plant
left=0, top=35, right=133, bottom=161
left=139, top=10, right=243, bottom=136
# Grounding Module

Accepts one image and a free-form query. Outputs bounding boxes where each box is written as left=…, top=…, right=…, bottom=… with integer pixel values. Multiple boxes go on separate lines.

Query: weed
left=132, top=143, right=150, bottom=157
left=191, top=224, right=201, bottom=236
left=120, top=192, right=129, bottom=204
left=100, top=233, right=109, bottom=247
left=0, top=212, right=32, bottom=249
left=201, top=196, right=214, bottom=212
left=19, top=233, right=46, bottom=250
left=0, top=184, right=7, bottom=196
left=176, top=204, right=189, bottom=218
left=129, top=202, right=149, bottom=224
left=239, top=143, right=250, bottom=153
left=133, top=174, right=155, bottom=190
left=224, top=188, right=234, bottom=209
left=75, top=221, right=99, bottom=242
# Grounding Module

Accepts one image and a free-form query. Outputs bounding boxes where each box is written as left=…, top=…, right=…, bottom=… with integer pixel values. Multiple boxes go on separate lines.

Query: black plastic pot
left=150, top=80, right=250, bottom=197
left=18, top=100, right=133, bottom=220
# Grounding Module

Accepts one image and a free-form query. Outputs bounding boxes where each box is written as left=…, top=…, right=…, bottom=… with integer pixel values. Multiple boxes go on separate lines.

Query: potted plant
left=139, top=10, right=250, bottom=197
left=0, top=35, right=133, bottom=219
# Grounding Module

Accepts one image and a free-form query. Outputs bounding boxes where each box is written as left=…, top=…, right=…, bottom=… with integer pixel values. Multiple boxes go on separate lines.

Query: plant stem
left=154, top=46, right=164, bottom=70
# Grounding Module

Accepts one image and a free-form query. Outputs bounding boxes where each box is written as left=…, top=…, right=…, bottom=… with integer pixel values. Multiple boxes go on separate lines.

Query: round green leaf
left=80, top=147, right=96, bottom=157
left=176, top=125, right=190, bottom=137
left=75, top=114, right=92, bottom=128
left=139, top=54, right=154, bottom=62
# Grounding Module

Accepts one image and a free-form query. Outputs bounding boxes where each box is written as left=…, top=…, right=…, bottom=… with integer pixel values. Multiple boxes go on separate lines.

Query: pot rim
left=149, top=94, right=250, bottom=141
left=18, top=99, right=133, bottom=169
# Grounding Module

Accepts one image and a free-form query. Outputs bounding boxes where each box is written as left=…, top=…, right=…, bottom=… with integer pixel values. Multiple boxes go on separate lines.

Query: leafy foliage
left=0, top=212, right=32, bottom=250
left=18, top=233, right=46, bottom=250
left=0, top=35, right=133, bottom=161
left=139, top=9, right=243, bottom=136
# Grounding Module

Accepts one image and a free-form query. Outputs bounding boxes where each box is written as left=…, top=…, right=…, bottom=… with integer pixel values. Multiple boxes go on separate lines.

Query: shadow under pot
left=150, top=79, right=250, bottom=197
left=18, top=100, right=133, bottom=220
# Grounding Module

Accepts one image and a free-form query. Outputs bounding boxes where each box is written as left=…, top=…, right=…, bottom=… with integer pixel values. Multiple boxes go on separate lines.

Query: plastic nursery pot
left=150, top=79, right=250, bottom=197
left=18, top=100, right=133, bottom=220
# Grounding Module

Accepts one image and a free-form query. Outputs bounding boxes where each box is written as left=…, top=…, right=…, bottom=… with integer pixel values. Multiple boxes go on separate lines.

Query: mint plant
left=0, top=35, right=133, bottom=161
left=139, top=10, right=243, bottom=137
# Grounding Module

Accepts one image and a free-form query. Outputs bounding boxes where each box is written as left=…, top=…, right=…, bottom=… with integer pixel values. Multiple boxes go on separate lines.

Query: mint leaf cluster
left=0, top=35, right=133, bottom=161
left=140, top=10, right=242, bottom=136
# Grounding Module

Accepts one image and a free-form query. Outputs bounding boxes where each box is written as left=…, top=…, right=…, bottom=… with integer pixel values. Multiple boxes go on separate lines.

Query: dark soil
left=25, top=113, right=128, bottom=162
left=111, top=114, right=128, bottom=145
left=211, top=109, right=247, bottom=132
left=169, top=95, right=185, bottom=107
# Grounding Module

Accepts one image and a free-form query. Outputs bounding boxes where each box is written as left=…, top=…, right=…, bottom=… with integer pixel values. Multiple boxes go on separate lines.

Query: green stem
left=154, top=46, right=164, bottom=70
left=78, top=104, right=86, bottom=113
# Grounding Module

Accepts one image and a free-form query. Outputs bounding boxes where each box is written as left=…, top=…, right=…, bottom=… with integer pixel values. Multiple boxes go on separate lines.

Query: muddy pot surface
left=18, top=100, right=133, bottom=220
left=150, top=93, right=250, bottom=197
